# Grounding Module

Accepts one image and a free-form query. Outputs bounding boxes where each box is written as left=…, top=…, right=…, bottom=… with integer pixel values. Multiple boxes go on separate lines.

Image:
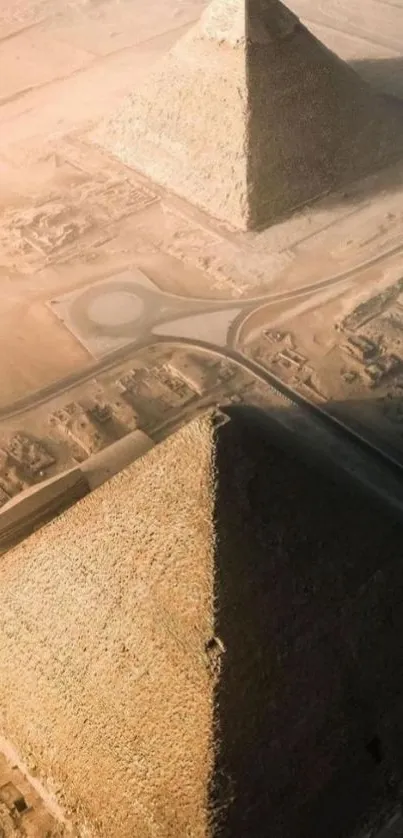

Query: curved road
left=5, top=234, right=403, bottom=419
left=3, top=327, right=403, bottom=486
left=2, top=241, right=403, bottom=486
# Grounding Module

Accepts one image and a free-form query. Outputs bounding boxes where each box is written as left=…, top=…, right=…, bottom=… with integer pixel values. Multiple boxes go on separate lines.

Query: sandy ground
left=0, top=0, right=403, bottom=409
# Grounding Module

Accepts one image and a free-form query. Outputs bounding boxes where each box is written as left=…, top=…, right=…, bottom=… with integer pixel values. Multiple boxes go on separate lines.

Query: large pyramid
left=3, top=409, right=403, bottom=836
left=95, top=0, right=403, bottom=230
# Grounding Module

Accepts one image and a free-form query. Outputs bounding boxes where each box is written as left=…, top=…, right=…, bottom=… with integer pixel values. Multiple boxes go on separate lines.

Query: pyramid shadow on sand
left=351, top=55, right=403, bottom=101
left=94, top=0, right=403, bottom=232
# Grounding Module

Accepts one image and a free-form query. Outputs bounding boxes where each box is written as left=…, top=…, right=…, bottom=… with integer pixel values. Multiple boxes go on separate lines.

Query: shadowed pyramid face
left=246, top=0, right=300, bottom=43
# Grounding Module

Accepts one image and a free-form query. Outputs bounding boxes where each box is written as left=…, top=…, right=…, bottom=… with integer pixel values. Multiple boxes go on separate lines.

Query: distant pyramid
left=94, top=0, right=403, bottom=230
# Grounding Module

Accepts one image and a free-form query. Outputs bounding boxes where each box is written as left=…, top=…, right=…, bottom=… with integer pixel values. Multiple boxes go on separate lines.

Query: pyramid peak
left=199, top=0, right=300, bottom=47
left=199, top=0, right=245, bottom=46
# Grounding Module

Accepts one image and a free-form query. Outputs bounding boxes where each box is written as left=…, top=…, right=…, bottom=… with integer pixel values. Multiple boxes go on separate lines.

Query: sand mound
left=94, top=0, right=403, bottom=230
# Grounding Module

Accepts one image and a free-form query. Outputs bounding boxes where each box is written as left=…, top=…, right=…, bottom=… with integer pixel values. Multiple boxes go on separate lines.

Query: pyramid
left=3, top=409, right=403, bottom=836
left=95, top=0, right=403, bottom=230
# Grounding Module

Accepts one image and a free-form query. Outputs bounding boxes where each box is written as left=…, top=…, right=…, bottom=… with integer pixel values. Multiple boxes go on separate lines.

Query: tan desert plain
left=1, top=0, right=403, bottom=835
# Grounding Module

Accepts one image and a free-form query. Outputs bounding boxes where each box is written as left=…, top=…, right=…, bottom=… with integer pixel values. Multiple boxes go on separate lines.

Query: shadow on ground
left=352, top=56, right=403, bottom=100
left=316, top=57, right=403, bottom=213
left=326, top=392, right=403, bottom=463
left=207, top=399, right=403, bottom=837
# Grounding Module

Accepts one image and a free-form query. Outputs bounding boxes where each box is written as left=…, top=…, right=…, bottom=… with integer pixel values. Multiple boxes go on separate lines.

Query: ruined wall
left=0, top=419, right=217, bottom=837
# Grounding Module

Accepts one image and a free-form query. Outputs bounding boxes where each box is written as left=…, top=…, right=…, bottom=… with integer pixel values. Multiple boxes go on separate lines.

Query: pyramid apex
left=199, top=0, right=300, bottom=47
left=199, top=0, right=245, bottom=46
